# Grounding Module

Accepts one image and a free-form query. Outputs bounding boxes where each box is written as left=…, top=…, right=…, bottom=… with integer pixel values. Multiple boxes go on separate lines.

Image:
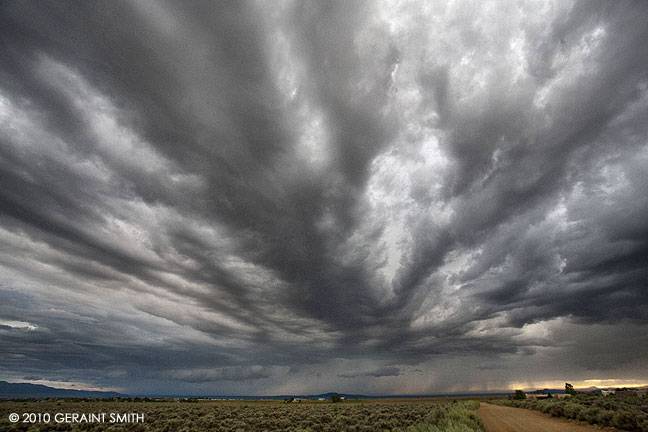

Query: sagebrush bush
left=598, top=409, right=615, bottom=427
left=583, top=406, right=600, bottom=424
left=548, top=403, right=564, bottom=417
left=613, top=410, right=637, bottom=430
left=638, top=418, right=648, bottom=432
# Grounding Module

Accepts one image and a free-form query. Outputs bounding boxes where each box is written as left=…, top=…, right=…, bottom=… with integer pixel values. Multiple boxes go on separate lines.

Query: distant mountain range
left=0, top=381, right=124, bottom=398
left=0, top=382, right=510, bottom=400
left=152, top=391, right=514, bottom=400
left=3, top=380, right=644, bottom=399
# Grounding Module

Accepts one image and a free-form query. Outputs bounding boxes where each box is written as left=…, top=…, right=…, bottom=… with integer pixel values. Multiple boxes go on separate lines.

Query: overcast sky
left=1, top=0, right=647, bottom=396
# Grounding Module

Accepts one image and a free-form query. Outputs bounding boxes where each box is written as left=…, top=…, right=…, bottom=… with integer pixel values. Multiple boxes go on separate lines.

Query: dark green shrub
left=563, top=403, right=579, bottom=419
left=613, top=410, right=637, bottom=430
left=638, top=418, right=648, bottom=432
left=584, top=406, right=600, bottom=424
left=598, top=409, right=615, bottom=426
left=539, top=402, right=552, bottom=414
left=548, top=403, right=564, bottom=417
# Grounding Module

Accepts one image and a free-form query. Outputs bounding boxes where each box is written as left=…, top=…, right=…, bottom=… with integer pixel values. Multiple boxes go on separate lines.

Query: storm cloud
left=1, top=0, right=647, bottom=395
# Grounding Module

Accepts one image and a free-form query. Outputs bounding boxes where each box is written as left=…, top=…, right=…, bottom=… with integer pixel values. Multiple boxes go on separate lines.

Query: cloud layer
left=1, top=0, right=647, bottom=395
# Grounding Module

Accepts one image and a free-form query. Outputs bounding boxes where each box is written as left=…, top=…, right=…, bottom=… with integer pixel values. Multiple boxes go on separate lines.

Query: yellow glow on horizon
left=508, top=378, right=648, bottom=390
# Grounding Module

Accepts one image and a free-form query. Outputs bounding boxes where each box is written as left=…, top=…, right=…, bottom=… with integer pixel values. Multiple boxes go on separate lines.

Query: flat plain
left=0, top=398, right=483, bottom=431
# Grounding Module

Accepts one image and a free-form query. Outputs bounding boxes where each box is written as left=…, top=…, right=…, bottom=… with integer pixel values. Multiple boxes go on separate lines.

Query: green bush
left=583, top=406, right=600, bottom=424
left=548, top=403, right=564, bottom=417
left=539, top=402, right=551, bottom=414
left=563, top=403, right=587, bottom=421
left=638, top=418, right=648, bottom=432
left=598, top=409, right=615, bottom=427
left=613, top=410, right=637, bottom=430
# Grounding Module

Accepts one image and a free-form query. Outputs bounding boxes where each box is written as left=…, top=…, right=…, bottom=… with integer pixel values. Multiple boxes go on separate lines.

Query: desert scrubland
left=0, top=399, right=483, bottom=432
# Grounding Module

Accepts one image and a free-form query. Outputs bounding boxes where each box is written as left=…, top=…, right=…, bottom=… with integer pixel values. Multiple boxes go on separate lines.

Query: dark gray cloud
left=1, top=0, right=647, bottom=395
left=162, top=367, right=273, bottom=384
left=338, top=367, right=402, bottom=379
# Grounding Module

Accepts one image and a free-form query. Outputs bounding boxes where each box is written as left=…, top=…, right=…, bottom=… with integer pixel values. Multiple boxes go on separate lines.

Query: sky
left=1, top=0, right=647, bottom=396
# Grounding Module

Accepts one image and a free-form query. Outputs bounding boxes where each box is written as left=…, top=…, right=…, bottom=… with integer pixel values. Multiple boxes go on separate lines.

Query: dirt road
left=478, top=403, right=613, bottom=432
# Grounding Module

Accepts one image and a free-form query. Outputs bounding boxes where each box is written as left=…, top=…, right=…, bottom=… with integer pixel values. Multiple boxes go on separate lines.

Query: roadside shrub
left=570, top=404, right=587, bottom=421
left=563, top=403, right=579, bottom=419
left=638, top=418, right=648, bottom=432
left=598, top=409, right=615, bottom=427
left=547, top=403, right=564, bottom=417
left=583, top=406, right=600, bottom=424
left=613, top=410, right=637, bottom=430
left=397, top=421, right=477, bottom=432
left=538, top=402, right=552, bottom=414
left=443, top=408, right=483, bottom=431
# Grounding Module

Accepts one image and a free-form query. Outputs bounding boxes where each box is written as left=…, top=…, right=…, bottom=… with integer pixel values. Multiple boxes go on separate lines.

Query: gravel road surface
left=478, top=402, right=615, bottom=432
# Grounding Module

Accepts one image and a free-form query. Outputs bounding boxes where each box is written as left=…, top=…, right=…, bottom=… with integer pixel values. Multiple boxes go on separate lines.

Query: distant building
left=526, top=394, right=550, bottom=400
left=284, top=397, right=306, bottom=403
left=526, top=392, right=570, bottom=399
